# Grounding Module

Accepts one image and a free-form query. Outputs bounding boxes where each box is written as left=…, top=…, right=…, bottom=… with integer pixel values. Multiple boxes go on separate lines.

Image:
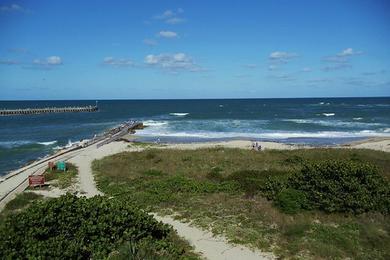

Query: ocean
left=0, top=97, right=389, bottom=176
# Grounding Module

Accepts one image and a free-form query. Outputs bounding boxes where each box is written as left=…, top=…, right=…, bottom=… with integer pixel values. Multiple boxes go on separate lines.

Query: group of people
left=252, top=141, right=262, bottom=151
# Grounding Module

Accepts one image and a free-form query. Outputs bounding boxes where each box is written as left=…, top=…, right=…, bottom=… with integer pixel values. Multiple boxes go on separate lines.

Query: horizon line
left=0, top=95, right=389, bottom=102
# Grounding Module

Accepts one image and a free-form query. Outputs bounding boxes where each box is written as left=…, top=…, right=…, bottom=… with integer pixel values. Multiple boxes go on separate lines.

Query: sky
left=0, top=0, right=389, bottom=100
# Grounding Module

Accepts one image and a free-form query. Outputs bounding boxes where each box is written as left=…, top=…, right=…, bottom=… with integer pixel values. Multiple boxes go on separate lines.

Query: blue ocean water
left=0, top=97, right=389, bottom=175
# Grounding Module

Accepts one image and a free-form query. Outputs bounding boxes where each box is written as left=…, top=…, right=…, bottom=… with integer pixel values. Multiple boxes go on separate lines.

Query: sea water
left=0, top=97, right=389, bottom=175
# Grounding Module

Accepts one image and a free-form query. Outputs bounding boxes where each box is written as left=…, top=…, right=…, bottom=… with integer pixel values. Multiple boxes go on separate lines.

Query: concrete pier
left=0, top=105, right=98, bottom=116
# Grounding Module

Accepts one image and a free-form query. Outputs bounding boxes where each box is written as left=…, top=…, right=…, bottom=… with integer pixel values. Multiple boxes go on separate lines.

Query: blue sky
left=0, top=0, right=389, bottom=100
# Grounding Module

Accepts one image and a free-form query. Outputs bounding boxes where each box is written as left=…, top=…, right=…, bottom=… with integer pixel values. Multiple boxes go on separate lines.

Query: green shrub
left=0, top=194, right=193, bottom=259
left=227, top=170, right=264, bottom=198
left=261, top=176, right=286, bottom=200
left=275, top=188, right=308, bottom=214
left=288, top=160, right=390, bottom=214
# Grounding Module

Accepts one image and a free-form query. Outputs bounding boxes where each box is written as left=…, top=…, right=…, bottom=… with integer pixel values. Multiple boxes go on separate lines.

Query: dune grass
left=93, top=148, right=390, bottom=259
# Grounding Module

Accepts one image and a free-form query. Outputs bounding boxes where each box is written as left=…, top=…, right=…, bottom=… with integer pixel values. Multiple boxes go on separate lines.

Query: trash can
left=56, top=161, right=66, bottom=171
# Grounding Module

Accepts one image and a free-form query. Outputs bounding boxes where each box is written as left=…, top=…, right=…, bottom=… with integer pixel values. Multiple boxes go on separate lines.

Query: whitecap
left=353, top=117, right=363, bottom=120
left=169, top=113, right=189, bottom=117
left=143, top=120, right=169, bottom=127
left=322, top=113, right=335, bottom=117
left=37, top=141, right=57, bottom=146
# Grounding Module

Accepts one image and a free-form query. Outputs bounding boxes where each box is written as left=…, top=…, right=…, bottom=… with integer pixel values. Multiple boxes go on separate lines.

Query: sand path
left=69, top=141, right=275, bottom=259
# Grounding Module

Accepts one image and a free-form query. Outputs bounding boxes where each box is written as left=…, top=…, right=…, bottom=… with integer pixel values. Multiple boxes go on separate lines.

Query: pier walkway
left=0, top=105, right=98, bottom=116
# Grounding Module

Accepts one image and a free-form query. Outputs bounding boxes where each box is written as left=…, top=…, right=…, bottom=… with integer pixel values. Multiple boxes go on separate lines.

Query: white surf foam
left=143, top=120, right=169, bottom=127
left=169, top=113, right=189, bottom=117
left=322, top=113, right=335, bottom=117
left=37, top=141, right=57, bottom=146
left=283, top=119, right=383, bottom=128
left=136, top=129, right=390, bottom=140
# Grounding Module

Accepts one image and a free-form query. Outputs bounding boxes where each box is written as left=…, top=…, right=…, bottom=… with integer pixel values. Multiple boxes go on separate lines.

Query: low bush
left=0, top=194, right=195, bottom=259
left=288, top=160, right=390, bottom=214
left=274, top=188, right=308, bottom=214
left=261, top=177, right=286, bottom=200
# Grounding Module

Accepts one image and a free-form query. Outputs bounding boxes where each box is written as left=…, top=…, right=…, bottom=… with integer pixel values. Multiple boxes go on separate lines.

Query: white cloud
left=301, top=67, right=312, bottom=72
left=102, top=57, right=133, bottom=67
left=158, top=31, right=178, bottom=38
left=46, top=56, right=62, bottom=65
left=337, top=48, right=363, bottom=57
left=154, top=8, right=186, bottom=25
left=33, top=56, right=62, bottom=66
left=269, top=51, right=298, bottom=62
left=144, top=53, right=202, bottom=72
left=143, top=39, right=158, bottom=46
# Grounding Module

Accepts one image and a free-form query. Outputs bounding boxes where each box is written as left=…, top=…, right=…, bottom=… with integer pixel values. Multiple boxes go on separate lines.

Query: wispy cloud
left=0, top=3, right=29, bottom=13
left=243, top=64, right=257, bottom=69
left=165, top=17, right=186, bottom=24
left=102, top=57, right=134, bottom=67
left=337, top=48, right=363, bottom=57
left=143, top=39, right=158, bottom=46
left=322, top=48, right=362, bottom=72
left=268, top=65, right=278, bottom=71
left=307, top=78, right=333, bottom=85
left=33, top=56, right=62, bottom=66
left=269, top=73, right=296, bottom=81
left=154, top=8, right=185, bottom=24
left=8, top=47, right=28, bottom=53
left=0, top=59, right=19, bottom=65
left=234, top=74, right=252, bottom=78
left=269, top=51, right=298, bottom=63
left=24, top=56, right=63, bottom=69
left=144, top=53, right=203, bottom=72
left=158, top=31, right=178, bottom=38
left=322, top=63, right=351, bottom=72
left=301, top=67, right=312, bottom=72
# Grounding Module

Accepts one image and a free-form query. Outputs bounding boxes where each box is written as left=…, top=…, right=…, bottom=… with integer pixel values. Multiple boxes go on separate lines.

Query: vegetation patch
left=0, top=192, right=44, bottom=221
left=287, top=160, right=390, bottom=214
left=0, top=194, right=198, bottom=259
left=93, top=148, right=390, bottom=259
